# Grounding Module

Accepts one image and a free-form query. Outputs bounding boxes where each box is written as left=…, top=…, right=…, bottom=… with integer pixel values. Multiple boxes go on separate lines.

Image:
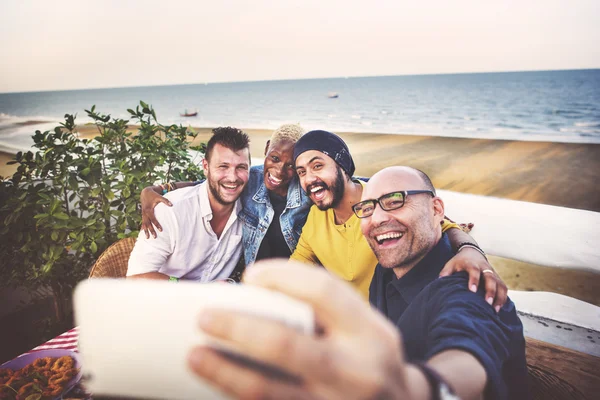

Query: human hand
left=439, top=248, right=508, bottom=312
left=188, top=260, right=410, bottom=400
left=140, top=186, right=172, bottom=239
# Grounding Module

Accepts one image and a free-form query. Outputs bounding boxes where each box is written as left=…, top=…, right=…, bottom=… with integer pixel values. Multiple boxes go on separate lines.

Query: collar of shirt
left=198, top=181, right=242, bottom=221
left=382, top=233, right=454, bottom=306
left=329, top=209, right=359, bottom=232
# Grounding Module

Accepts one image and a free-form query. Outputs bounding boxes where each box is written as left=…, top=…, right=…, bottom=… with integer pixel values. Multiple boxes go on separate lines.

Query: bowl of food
left=0, top=349, right=82, bottom=399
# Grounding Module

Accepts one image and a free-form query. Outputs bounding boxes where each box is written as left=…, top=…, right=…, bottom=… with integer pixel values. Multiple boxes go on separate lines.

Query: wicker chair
left=88, top=237, right=136, bottom=278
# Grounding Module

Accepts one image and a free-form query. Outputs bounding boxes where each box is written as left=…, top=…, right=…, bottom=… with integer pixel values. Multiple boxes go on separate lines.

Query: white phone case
left=73, top=279, right=315, bottom=399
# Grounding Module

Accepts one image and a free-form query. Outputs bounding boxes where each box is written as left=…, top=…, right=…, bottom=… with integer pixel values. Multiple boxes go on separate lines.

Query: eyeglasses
left=352, top=190, right=435, bottom=218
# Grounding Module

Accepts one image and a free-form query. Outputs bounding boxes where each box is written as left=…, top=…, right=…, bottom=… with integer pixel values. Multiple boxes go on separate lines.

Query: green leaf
left=90, top=241, right=98, bottom=253
left=81, top=167, right=91, bottom=176
left=51, top=231, right=58, bottom=241
left=53, top=212, right=69, bottom=220
left=42, top=262, right=53, bottom=274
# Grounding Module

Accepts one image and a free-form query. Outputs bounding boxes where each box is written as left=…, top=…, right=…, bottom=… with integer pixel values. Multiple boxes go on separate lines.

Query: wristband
left=415, top=362, right=458, bottom=400
left=168, top=276, right=179, bottom=283
left=456, top=242, right=487, bottom=260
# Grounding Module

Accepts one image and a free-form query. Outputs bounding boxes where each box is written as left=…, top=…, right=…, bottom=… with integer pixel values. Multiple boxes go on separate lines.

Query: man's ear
left=264, top=140, right=270, bottom=156
left=202, top=158, right=208, bottom=171
left=433, top=196, right=445, bottom=222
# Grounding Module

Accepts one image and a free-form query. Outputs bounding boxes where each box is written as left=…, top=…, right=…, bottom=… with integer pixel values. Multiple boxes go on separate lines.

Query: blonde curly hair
left=270, top=124, right=305, bottom=145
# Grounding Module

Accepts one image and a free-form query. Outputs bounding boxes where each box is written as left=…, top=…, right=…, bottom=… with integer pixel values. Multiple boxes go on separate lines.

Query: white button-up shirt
left=127, top=182, right=243, bottom=281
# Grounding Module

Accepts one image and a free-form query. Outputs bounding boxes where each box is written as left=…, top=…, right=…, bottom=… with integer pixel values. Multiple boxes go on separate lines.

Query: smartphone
left=73, top=279, right=315, bottom=399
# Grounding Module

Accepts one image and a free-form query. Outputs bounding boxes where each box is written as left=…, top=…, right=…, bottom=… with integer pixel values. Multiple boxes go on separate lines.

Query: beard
left=367, top=209, right=438, bottom=271
left=207, top=174, right=243, bottom=206
left=308, top=166, right=346, bottom=211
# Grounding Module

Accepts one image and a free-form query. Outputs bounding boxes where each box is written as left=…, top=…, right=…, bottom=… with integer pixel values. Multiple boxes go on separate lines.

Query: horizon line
left=1, top=67, right=599, bottom=95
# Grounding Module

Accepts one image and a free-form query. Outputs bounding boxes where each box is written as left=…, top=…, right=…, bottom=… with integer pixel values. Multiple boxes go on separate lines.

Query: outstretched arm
left=140, top=182, right=197, bottom=238
left=442, top=225, right=508, bottom=312
left=188, top=261, right=488, bottom=400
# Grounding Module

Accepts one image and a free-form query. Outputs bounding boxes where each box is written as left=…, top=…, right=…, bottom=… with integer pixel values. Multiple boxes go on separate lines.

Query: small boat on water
left=180, top=110, right=198, bottom=117
left=327, top=92, right=339, bottom=99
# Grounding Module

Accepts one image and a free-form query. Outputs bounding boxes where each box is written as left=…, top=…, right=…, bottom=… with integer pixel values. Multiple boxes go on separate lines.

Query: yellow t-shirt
left=290, top=189, right=459, bottom=299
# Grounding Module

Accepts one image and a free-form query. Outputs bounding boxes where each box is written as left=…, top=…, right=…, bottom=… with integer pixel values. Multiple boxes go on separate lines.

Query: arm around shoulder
left=441, top=224, right=508, bottom=309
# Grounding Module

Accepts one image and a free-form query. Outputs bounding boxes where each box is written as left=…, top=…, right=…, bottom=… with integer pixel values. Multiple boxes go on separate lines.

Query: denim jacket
left=238, top=165, right=312, bottom=266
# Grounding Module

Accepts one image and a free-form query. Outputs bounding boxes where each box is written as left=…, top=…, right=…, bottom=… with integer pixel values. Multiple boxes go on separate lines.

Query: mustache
left=306, top=180, right=329, bottom=193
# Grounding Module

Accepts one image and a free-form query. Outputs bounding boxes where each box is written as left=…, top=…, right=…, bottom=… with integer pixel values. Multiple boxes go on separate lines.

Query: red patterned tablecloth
left=25, top=327, right=79, bottom=354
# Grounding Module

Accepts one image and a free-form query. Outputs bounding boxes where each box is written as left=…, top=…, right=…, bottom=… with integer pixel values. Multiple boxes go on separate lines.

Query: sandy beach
left=0, top=151, right=15, bottom=177
left=1, top=123, right=599, bottom=305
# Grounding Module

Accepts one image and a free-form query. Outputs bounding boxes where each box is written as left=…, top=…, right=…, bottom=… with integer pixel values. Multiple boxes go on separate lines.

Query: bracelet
left=162, top=182, right=177, bottom=194
left=159, top=184, right=167, bottom=195
left=456, top=242, right=487, bottom=260
left=168, top=276, right=179, bottom=283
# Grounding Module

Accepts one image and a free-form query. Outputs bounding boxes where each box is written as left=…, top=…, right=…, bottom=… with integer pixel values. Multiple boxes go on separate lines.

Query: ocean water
left=0, top=69, right=599, bottom=153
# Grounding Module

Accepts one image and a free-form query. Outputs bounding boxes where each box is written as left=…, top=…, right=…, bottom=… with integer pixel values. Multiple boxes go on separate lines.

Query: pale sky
left=1, top=0, right=599, bottom=93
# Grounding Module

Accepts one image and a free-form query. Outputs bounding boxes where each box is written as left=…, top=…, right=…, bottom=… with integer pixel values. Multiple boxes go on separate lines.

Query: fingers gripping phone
left=74, top=279, right=315, bottom=399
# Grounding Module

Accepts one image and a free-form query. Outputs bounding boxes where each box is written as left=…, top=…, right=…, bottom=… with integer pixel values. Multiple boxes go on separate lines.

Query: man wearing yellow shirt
left=291, top=130, right=503, bottom=304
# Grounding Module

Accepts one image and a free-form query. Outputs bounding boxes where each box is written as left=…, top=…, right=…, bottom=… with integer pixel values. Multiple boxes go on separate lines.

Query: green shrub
left=0, top=102, right=205, bottom=322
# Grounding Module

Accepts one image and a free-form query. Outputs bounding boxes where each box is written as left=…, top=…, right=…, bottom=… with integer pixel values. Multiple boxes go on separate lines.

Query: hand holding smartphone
left=74, top=279, right=315, bottom=399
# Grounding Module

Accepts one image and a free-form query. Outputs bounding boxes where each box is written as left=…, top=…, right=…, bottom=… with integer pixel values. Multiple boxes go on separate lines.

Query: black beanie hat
left=293, top=130, right=355, bottom=176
